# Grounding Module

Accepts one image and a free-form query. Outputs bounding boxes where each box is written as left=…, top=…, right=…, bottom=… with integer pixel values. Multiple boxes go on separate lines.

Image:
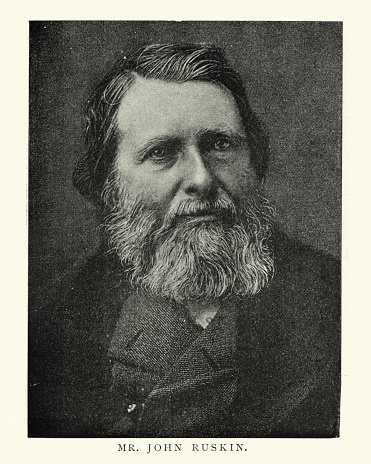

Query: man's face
left=115, top=77, right=259, bottom=219
left=104, top=76, right=274, bottom=302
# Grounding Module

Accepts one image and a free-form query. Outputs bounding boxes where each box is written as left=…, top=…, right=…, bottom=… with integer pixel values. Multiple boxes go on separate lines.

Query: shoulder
left=273, top=228, right=340, bottom=282
left=239, top=228, right=341, bottom=387
left=29, top=249, right=131, bottom=381
left=268, top=228, right=340, bottom=314
left=31, top=250, right=131, bottom=323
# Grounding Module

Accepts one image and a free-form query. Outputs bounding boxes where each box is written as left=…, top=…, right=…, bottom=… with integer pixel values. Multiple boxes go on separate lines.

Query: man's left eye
left=212, top=137, right=232, bottom=151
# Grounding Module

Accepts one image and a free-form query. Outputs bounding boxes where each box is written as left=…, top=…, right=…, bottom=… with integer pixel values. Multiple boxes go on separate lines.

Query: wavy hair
left=73, top=43, right=270, bottom=204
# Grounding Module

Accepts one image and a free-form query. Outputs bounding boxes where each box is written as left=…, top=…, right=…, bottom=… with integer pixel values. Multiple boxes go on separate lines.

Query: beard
left=102, top=174, right=275, bottom=303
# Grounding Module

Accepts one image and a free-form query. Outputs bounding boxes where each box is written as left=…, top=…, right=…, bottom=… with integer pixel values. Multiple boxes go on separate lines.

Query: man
left=29, top=43, right=340, bottom=438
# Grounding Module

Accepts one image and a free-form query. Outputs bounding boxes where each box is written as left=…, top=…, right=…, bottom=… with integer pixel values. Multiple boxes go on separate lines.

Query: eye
left=212, top=137, right=232, bottom=151
left=145, top=145, right=178, bottom=164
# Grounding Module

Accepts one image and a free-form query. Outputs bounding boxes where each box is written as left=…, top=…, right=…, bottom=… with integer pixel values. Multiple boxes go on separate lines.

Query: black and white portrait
left=28, top=21, right=341, bottom=438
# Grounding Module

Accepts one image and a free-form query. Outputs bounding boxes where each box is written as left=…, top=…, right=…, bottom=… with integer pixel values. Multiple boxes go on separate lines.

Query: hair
left=73, top=43, right=270, bottom=204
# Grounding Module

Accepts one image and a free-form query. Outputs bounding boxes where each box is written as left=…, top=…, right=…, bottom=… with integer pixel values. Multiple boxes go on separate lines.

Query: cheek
left=122, top=171, right=178, bottom=212
left=217, top=157, right=259, bottom=198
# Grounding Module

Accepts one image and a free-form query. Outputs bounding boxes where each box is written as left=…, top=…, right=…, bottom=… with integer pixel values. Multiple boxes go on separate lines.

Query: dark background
left=29, top=21, right=342, bottom=307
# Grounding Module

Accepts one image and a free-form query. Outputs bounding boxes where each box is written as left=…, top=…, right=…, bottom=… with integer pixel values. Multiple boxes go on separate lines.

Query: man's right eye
left=145, top=146, right=177, bottom=163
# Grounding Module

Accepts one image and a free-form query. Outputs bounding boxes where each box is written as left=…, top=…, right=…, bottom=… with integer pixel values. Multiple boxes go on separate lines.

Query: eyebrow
left=135, top=137, right=181, bottom=160
left=196, top=128, right=248, bottom=145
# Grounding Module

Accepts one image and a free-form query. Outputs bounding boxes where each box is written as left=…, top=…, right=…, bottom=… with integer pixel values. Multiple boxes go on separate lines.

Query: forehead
left=116, top=77, right=244, bottom=144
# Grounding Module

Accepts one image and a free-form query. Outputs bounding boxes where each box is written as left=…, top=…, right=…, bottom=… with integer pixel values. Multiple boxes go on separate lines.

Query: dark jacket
left=28, top=230, right=341, bottom=438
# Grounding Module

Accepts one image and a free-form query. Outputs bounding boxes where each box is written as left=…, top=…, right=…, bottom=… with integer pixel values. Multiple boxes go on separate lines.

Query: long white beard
left=102, top=180, right=275, bottom=303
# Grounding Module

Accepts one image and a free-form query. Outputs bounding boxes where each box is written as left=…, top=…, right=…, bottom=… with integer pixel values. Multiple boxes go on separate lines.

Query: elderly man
left=29, top=43, right=340, bottom=438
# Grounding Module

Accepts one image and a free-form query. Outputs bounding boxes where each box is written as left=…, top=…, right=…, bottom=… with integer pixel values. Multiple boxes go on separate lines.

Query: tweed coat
left=28, top=230, right=341, bottom=438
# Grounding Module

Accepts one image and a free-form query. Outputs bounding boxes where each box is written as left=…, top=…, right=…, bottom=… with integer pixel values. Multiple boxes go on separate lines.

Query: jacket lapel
left=137, top=297, right=239, bottom=436
left=108, top=291, right=202, bottom=374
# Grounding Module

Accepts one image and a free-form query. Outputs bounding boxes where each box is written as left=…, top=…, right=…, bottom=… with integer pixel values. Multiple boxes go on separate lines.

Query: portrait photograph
left=28, top=21, right=342, bottom=439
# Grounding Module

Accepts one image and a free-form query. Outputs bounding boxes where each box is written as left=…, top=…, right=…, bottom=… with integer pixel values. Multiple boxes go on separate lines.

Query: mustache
left=161, top=191, right=237, bottom=229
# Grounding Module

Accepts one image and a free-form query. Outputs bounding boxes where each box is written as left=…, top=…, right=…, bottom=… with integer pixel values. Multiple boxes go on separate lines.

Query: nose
left=181, top=146, right=215, bottom=198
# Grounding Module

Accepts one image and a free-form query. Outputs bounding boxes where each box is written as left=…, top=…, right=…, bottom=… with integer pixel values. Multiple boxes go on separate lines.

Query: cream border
left=2, top=2, right=370, bottom=463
